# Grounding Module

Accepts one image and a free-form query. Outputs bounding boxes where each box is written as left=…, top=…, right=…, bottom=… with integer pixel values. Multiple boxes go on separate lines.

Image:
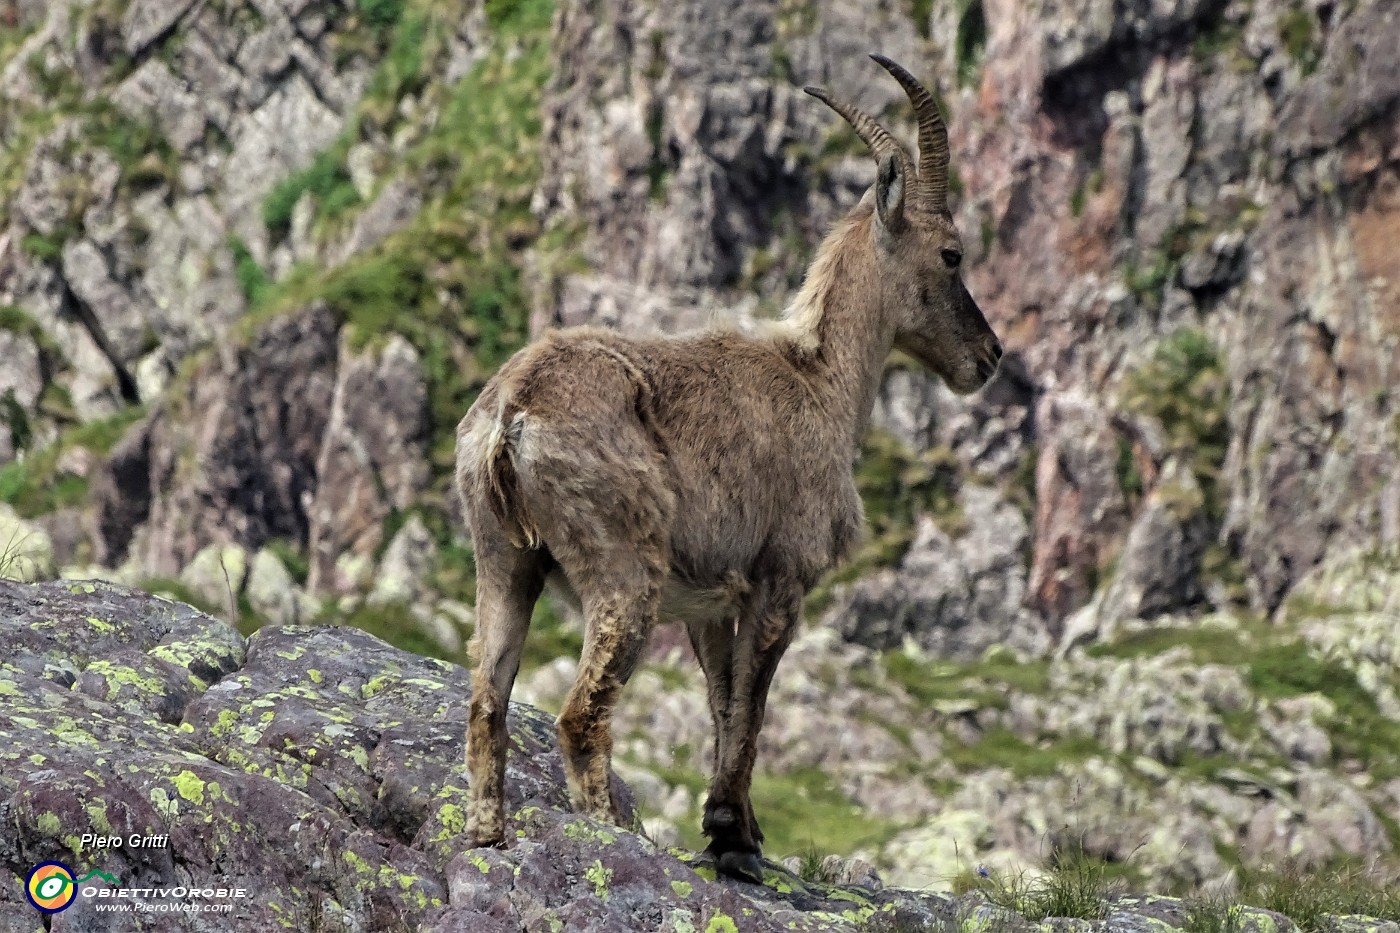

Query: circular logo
left=25, top=861, right=77, bottom=913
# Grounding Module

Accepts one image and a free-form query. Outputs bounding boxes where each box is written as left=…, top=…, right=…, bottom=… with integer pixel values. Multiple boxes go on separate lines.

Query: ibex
left=457, top=55, right=1001, bottom=880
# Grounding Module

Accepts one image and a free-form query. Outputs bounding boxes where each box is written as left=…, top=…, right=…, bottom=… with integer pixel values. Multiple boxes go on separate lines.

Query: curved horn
left=803, top=85, right=915, bottom=183
left=869, top=54, right=950, bottom=214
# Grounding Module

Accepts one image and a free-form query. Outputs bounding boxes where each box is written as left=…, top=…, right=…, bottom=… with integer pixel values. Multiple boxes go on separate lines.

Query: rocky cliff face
left=2, top=0, right=1400, bottom=907
left=529, top=0, right=1400, bottom=652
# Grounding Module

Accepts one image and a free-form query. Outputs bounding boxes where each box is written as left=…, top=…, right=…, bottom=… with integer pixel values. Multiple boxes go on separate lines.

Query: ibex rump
left=457, top=55, right=1001, bottom=880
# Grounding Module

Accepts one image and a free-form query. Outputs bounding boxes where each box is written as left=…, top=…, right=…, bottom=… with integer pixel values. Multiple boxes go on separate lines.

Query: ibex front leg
left=700, top=581, right=802, bottom=881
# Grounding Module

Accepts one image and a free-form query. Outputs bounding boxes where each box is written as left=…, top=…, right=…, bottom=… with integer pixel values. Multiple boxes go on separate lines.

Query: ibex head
left=806, top=55, right=1001, bottom=395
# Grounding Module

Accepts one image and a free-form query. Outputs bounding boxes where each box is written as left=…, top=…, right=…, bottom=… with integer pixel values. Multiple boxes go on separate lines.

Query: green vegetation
left=20, top=231, right=69, bottom=263
left=264, top=538, right=310, bottom=586
left=262, top=139, right=360, bottom=238
left=483, top=0, right=552, bottom=31
left=749, top=768, right=904, bottom=861
left=955, top=0, right=987, bottom=88
left=1121, top=327, right=1230, bottom=521
left=879, top=647, right=1051, bottom=710
left=0, top=407, right=145, bottom=517
left=1125, top=253, right=1174, bottom=300
left=637, top=763, right=903, bottom=862
left=242, top=0, right=555, bottom=500
left=6, top=90, right=178, bottom=267
left=1, top=391, right=32, bottom=453
left=86, top=98, right=181, bottom=193
left=1247, top=642, right=1400, bottom=777
left=1070, top=167, right=1104, bottom=219
left=945, top=728, right=1105, bottom=779
left=971, top=858, right=1115, bottom=921
left=229, top=236, right=270, bottom=306
left=1182, top=898, right=1245, bottom=933
left=858, top=431, right=962, bottom=538
left=909, top=0, right=933, bottom=39
left=357, top=0, right=406, bottom=32
left=1083, top=620, right=1249, bottom=663
left=1192, top=19, right=1247, bottom=67
left=1278, top=9, right=1320, bottom=75
left=1237, top=862, right=1400, bottom=930
left=0, top=15, right=36, bottom=70
left=0, top=305, right=62, bottom=358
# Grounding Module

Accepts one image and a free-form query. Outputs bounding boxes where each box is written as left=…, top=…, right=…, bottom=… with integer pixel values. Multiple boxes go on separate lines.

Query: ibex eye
left=941, top=249, right=962, bottom=269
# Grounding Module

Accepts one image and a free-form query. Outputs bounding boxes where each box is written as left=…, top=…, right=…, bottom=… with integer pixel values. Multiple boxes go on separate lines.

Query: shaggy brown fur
left=456, top=55, right=1002, bottom=881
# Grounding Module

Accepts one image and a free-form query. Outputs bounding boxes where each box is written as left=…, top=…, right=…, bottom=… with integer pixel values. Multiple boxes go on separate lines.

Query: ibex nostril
left=990, top=339, right=1004, bottom=361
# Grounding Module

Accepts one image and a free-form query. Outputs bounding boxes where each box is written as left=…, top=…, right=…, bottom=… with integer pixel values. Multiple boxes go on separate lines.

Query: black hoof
left=716, top=849, right=765, bottom=883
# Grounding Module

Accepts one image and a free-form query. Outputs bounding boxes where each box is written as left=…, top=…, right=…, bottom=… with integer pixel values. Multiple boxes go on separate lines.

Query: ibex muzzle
left=457, top=54, right=1001, bottom=883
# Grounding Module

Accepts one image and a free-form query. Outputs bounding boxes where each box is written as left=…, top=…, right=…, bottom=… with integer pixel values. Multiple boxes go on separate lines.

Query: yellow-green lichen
left=86, top=616, right=114, bottom=633
left=214, top=709, right=239, bottom=735
left=564, top=820, right=616, bottom=844
left=84, top=660, right=164, bottom=696
left=362, top=675, right=392, bottom=699
left=433, top=803, right=467, bottom=842
left=343, top=851, right=373, bottom=877
left=36, top=812, right=60, bottom=835
left=307, top=669, right=323, bottom=683
left=84, top=800, right=112, bottom=834
left=704, top=915, right=739, bottom=933
left=0, top=680, right=21, bottom=697
left=585, top=860, right=612, bottom=900
left=671, top=880, right=693, bottom=898
left=172, top=770, right=206, bottom=805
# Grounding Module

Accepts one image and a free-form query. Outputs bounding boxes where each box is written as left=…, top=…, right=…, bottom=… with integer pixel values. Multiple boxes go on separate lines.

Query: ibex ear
left=874, top=150, right=907, bottom=234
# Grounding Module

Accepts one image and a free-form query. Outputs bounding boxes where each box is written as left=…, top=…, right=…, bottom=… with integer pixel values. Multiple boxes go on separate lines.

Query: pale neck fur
left=774, top=208, right=895, bottom=452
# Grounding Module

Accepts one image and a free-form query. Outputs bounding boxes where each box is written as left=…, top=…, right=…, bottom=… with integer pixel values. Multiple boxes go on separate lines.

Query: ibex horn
left=869, top=54, right=950, bottom=215
left=803, top=85, right=916, bottom=186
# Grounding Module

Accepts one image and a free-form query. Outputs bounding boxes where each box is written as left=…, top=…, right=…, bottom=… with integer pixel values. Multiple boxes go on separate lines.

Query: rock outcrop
left=8, top=579, right=1398, bottom=932
left=2, top=0, right=1397, bottom=657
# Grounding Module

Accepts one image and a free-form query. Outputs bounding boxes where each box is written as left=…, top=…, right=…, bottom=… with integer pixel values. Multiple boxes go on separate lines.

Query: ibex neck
left=783, top=212, right=894, bottom=450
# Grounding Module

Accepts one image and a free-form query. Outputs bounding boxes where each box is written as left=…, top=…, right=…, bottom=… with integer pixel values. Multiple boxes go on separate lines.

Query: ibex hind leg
left=464, top=520, right=547, bottom=847
left=553, top=543, right=665, bottom=825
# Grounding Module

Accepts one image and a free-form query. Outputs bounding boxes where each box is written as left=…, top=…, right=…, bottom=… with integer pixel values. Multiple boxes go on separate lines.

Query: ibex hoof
left=716, top=849, right=765, bottom=883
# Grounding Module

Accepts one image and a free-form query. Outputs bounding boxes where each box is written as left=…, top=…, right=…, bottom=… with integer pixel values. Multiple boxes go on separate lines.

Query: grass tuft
left=1239, top=862, right=1400, bottom=930
left=973, top=858, right=1115, bottom=921
left=1182, top=898, right=1245, bottom=933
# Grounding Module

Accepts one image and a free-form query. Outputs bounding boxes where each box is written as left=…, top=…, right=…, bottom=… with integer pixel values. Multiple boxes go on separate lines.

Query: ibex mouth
left=976, top=356, right=999, bottom=383
left=976, top=337, right=1004, bottom=382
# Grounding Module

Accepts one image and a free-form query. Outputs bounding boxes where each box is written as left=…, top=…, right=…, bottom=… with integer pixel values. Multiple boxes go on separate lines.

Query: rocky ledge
left=0, top=580, right=1390, bottom=933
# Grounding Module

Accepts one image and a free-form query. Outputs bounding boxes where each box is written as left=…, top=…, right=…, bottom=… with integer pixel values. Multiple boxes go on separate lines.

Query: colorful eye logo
left=25, top=862, right=77, bottom=913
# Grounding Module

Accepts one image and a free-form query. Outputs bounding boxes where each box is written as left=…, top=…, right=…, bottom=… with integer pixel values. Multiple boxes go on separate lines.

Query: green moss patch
left=0, top=406, right=144, bottom=517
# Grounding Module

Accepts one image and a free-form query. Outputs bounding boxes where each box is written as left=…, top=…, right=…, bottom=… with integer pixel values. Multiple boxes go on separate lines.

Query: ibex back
left=456, top=54, right=1002, bottom=881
